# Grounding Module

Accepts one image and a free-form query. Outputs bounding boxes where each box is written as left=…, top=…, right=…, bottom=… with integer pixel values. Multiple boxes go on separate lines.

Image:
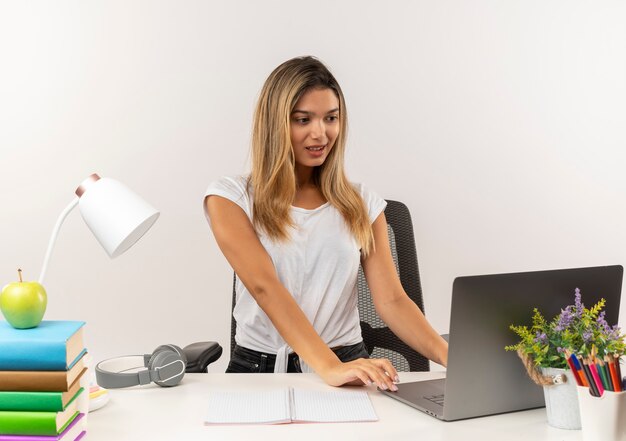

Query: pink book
left=0, top=413, right=85, bottom=441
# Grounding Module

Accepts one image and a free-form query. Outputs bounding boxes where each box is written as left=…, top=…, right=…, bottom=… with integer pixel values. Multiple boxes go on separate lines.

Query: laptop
left=381, top=265, right=624, bottom=421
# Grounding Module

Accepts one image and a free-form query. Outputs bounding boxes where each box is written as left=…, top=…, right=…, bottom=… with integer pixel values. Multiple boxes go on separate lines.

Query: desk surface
left=88, top=372, right=581, bottom=440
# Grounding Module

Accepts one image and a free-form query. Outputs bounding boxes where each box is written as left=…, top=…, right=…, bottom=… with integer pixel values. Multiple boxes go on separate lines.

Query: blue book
left=0, top=321, right=85, bottom=371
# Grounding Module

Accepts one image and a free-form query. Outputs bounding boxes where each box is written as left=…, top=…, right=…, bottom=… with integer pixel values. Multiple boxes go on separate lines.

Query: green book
left=0, top=386, right=83, bottom=412
left=0, top=388, right=82, bottom=436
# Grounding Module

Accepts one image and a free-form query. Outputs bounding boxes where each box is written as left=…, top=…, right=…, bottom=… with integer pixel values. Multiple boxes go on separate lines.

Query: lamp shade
left=77, top=174, right=160, bottom=258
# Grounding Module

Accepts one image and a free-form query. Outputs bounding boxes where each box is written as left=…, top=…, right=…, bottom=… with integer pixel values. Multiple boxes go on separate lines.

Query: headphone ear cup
left=165, top=344, right=187, bottom=366
left=148, top=345, right=185, bottom=387
left=151, top=344, right=187, bottom=366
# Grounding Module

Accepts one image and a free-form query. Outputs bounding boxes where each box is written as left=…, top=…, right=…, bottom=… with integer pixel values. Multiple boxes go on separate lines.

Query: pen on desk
left=582, top=360, right=600, bottom=397
left=589, top=363, right=605, bottom=396
left=607, top=355, right=621, bottom=392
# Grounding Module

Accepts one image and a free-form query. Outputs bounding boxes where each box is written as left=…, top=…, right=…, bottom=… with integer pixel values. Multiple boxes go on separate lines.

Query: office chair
left=182, top=341, right=223, bottom=373
left=229, top=199, right=430, bottom=372
left=357, top=200, right=429, bottom=372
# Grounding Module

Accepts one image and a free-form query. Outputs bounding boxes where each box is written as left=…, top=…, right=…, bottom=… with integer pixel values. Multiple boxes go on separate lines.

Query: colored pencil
left=582, top=360, right=600, bottom=397
left=572, top=354, right=589, bottom=387
left=599, top=360, right=612, bottom=391
left=595, top=361, right=607, bottom=390
left=607, top=355, right=621, bottom=392
left=615, top=354, right=623, bottom=380
left=589, top=363, right=605, bottom=396
left=569, top=354, right=588, bottom=387
left=565, top=356, right=583, bottom=386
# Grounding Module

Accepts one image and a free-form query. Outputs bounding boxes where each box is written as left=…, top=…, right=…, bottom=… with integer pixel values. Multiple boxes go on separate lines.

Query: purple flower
left=556, top=307, right=574, bottom=331
left=534, top=331, right=548, bottom=345
left=557, top=347, right=564, bottom=353
left=583, top=330, right=593, bottom=343
left=574, top=288, right=584, bottom=318
left=597, top=311, right=611, bottom=334
left=608, top=324, right=622, bottom=341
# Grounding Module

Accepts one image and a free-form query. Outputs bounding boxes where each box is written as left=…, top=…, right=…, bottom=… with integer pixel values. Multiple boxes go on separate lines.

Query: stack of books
left=0, top=321, right=88, bottom=440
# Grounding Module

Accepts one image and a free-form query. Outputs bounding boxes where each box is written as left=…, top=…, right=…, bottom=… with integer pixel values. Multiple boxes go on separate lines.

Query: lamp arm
left=38, top=197, right=80, bottom=285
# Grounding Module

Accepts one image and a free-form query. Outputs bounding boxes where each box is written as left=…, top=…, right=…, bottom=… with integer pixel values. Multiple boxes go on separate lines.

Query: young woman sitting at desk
left=204, top=56, right=448, bottom=391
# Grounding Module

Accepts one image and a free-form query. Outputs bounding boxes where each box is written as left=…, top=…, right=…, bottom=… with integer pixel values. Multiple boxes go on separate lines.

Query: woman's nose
left=310, top=119, right=325, bottom=140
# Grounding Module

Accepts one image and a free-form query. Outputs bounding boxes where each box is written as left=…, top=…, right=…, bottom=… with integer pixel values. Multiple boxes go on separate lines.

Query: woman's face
left=290, top=87, right=340, bottom=171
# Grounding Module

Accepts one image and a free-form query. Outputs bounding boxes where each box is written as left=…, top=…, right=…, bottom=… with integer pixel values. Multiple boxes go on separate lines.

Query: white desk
left=88, top=372, right=581, bottom=440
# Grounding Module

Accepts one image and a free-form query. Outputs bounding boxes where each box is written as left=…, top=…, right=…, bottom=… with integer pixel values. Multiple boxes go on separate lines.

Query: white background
left=1, top=1, right=625, bottom=373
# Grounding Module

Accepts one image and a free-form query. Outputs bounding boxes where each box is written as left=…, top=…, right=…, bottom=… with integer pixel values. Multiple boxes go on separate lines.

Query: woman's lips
left=305, top=145, right=326, bottom=157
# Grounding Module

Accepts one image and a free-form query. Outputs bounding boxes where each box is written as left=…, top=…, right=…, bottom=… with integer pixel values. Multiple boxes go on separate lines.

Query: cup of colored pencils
left=565, top=350, right=622, bottom=397
left=566, top=350, right=626, bottom=441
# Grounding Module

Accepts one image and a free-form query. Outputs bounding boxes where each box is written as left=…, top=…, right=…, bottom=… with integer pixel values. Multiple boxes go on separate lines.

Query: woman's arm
left=361, top=213, right=448, bottom=367
left=205, top=195, right=399, bottom=389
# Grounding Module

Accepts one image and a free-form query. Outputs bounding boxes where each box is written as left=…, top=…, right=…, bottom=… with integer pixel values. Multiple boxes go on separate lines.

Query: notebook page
left=292, top=388, right=378, bottom=423
left=204, top=388, right=291, bottom=425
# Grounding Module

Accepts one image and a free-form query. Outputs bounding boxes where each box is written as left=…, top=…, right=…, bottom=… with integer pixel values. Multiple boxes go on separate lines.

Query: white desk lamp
left=39, top=173, right=160, bottom=284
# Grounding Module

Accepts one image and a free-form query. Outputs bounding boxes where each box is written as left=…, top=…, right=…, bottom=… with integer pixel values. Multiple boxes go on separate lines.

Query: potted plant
left=505, top=288, right=625, bottom=429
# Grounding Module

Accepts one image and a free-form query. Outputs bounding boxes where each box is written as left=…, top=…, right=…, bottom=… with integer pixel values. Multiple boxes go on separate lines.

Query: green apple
left=0, top=269, right=47, bottom=329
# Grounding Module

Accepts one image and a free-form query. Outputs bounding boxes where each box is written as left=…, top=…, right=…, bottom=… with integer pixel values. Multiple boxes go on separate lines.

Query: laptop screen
left=443, top=265, right=623, bottom=420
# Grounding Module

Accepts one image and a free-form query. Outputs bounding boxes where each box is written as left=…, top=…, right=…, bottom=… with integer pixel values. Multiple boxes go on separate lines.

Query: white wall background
left=1, top=1, right=625, bottom=373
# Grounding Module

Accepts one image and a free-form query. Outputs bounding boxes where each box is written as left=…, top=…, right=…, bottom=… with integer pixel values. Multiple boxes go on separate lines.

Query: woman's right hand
left=319, top=357, right=399, bottom=391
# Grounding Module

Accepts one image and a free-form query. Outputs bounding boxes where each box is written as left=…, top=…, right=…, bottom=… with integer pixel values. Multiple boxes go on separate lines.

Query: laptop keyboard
left=425, top=394, right=445, bottom=406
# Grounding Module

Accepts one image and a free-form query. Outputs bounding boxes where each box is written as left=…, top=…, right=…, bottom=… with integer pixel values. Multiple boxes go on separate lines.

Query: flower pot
left=541, top=367, right=581, bottom=429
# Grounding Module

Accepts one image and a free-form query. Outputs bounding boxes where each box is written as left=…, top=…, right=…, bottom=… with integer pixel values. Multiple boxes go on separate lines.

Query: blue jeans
left=226, top=341, right=370, bottom=373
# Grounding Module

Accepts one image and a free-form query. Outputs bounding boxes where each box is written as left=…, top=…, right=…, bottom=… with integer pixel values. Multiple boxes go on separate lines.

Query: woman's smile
left=305, top=144, right=327, bottom=156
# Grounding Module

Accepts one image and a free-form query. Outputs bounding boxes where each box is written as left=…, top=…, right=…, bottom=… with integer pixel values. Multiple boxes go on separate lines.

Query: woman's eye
left=295, top=118, right=309, bottom=124
left=326, top=115, right=338, bottom=122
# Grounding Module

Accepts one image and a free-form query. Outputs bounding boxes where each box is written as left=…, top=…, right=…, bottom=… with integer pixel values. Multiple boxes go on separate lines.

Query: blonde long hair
left=250, top=56, right=375, bottom=256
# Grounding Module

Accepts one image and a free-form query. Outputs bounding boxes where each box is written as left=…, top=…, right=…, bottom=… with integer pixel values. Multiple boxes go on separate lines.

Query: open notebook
left=205, top=387, right=378, bottom=425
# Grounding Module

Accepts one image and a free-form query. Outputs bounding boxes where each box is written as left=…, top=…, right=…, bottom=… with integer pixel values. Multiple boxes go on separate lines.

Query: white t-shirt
left=205, top=175, right=387, bottom=372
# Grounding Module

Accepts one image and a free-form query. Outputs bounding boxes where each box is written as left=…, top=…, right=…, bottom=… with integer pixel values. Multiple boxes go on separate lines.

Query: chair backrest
left=357, top=200, right=429, bottom=371
left=229, top=199, right=429, bottom=371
